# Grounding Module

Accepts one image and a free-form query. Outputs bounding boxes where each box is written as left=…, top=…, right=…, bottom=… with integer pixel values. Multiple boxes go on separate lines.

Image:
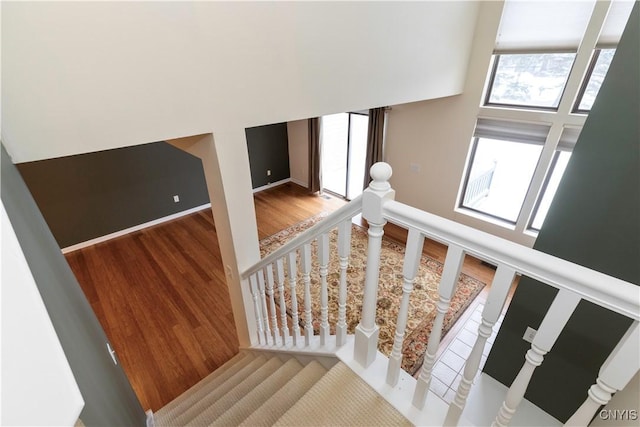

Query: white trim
left=145, top=410, right=155, bottom=427
left=60, top=203, right=212, bottom=254
left=290, top=177, right=308, bottom=188
left=252, top=178, right=291, bottom=193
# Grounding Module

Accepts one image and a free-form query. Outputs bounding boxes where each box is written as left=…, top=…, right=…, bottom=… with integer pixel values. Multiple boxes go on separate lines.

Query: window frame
left=572, top=47, right=616, bottom=114
left=458, top=135, right=544, bottom=225
left=527, top=150, right=563, bottom=231
left=483, top=51, right=578, bottom=111
left=460, top=0, right=629, bottom=237
left=320, top=111, right=369, bottom=201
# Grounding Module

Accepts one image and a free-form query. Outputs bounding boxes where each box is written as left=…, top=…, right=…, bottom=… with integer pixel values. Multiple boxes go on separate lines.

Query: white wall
left=1, top=203, right=84, bottom=426
left=383, top=2, right=535, bottom=247
left=287, top=120, right=309, bottom=188
left=284, top=3, right=534, bottom=246
left=385, top=2, right=535, bottom=246
left=2, top=1, right=478, bottom=163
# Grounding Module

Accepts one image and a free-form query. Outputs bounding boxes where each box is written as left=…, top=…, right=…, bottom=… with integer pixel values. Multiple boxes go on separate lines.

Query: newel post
left=354, top=162, right=395, bottom=368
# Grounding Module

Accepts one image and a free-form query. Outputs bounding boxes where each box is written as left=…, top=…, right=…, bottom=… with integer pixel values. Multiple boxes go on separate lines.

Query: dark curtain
left=363, top=107, right=386, bottom=189
left=308, top=117, right=322, bottom=193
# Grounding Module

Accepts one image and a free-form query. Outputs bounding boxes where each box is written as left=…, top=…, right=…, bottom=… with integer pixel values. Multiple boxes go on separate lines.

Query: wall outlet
left=266, top=169, right=272, bottom=176
left=173, top=195, right=180, bottom=203
left=523, top=326, right=537, bottom=343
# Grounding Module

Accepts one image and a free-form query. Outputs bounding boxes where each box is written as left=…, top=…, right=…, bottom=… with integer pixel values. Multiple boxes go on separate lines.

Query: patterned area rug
left=259, top=214, right=486, bottom=375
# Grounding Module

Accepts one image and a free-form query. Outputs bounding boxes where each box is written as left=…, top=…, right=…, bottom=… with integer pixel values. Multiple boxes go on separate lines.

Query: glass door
left=321, top=112, right=369, bottom=200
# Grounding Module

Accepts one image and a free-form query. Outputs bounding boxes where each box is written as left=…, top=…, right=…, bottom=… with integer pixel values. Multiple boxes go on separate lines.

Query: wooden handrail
left=241, top=194, right=363, bottom=279
left=382, top=199, right=639, bottom=320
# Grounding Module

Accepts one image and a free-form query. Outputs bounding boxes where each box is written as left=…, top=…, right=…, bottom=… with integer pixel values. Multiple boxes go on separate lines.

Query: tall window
left=574, top=48, right=616, bottom=112
left=321, top=112, right=369, bottom=200
left=486, top=53, right=576, bottom=110
left=461, top=120, right=548, bottom=223
left=459, top=0, right=633, bottom=233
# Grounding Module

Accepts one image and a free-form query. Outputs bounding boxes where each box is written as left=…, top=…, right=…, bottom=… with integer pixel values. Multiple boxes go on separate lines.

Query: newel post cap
left=369, top=162, right=392, bottom=192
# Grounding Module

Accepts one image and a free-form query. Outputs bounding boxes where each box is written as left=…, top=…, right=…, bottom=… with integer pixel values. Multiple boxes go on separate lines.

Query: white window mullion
left=514, top=123, right=564, bottom=233
left=557, top=0, right=611, bottom=119
left=516, top=1, right=610, bottom=233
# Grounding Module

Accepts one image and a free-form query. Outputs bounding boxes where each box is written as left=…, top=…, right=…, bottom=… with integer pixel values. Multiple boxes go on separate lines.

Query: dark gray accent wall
left=484, top=4, right=639, bottom=422
left=17, top=141, right=209, bottom=248
left=246, top=122, right=290, bottom=189
left=2, top=145, right=146, bottom=426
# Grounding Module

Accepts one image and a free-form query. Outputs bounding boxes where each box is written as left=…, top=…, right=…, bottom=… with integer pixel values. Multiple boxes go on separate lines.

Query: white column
left=318, top=233, right=330, bottom=345
left=300, top=243, right=313, bottom=347
left=354, top=162, right=395, bottom=368
left=445, top=265, right=516, bottom=426
left=249, top=274, right=264, bottom=345
left=275, top=258, right=289, bottom=343
left=387, top=228, right=425, bottom=387
left=336, top=219, right=352, bottom=347
left=493, top=289, right=581, bottom=427
left=265, top=264, right=280, bottom=344
left=257, top=269, right=271, bottom=345
left=413, top=244, right=465, bottom=409
left=566, top=321, right=639, bottom=426
left=166, top=132, right=259, bottom=347
left=287, top=251, right=301, bottom=346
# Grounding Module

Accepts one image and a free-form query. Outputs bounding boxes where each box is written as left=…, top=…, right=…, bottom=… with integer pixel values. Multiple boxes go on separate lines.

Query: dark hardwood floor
left=65, top=182, right=504, bottom=412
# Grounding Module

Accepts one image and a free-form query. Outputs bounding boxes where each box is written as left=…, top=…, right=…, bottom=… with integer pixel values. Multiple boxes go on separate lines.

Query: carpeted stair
left=154, top=352, right=412, bottom=427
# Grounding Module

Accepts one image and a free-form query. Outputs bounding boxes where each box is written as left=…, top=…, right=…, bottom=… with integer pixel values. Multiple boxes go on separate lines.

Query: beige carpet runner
left=154, top=352, right=412, bottom=427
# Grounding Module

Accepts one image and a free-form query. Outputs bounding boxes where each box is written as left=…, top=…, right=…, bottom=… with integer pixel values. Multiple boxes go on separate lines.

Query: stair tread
left=187, top=356, right=284, bottom=426
left=273, top=362, right=412, bottom=427
left=165, top=354, right=268, bottom=426
left=239, top=360, right=329, bottom=427
left=155, top=352, right=251, bottom=421
left=211, top=358, right=304, bottom=426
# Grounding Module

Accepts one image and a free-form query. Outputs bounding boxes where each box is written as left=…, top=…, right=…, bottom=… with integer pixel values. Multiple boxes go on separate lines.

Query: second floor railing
left=240, top=162, right=639, bottom=426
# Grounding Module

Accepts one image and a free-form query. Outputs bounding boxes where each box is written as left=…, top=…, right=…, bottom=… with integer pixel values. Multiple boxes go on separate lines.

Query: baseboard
left=145, top=410, right=155, bottom=427
left=252, top=178, right=291, bottom=193
left=60, top=203, right=212, bottom=254
left=290, top=177, right=308, bottom=188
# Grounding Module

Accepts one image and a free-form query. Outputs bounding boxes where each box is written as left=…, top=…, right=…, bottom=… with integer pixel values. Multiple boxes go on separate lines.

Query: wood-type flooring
left=65, top=182, right=502, bottom=412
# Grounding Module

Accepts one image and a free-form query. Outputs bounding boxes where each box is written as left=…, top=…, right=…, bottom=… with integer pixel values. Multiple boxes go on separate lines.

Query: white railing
left=242, top=194, right=363, bottom=349
left=463, top=160, right=496, bottom=207
left=240, top=163, right=640, bottom=426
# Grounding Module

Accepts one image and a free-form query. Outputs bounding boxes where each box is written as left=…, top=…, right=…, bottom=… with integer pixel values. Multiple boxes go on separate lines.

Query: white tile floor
left=428, top=302, right=505, bottom=403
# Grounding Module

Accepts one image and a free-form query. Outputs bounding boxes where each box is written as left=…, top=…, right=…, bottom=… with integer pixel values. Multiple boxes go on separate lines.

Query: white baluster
left=249, top=274, right=265, bottom=345
left=413, top=244, right=465, bottom=409
left=286, top=251, right=301, bottom=346
left=300, top=243, right=313, bottom=347
left=493, top=289, right=581, bottom=427
left=318, top=233, right=330, bottom=345
left=445, top=265, right=516, bottom=426
left=565, top=321, right=639, bottom=426
left=354, top=220, right=385, bottom=366
left=265, top=264, right=279, bottom=345
left=336, top=219, right=352, bottom=347
left=387, top=228, right=425, bottom=387
left=275, top=258, right=289, bottom=343
left=257, top=269, right=271, bottom=345
left=355, top=162, right=395, bottom=367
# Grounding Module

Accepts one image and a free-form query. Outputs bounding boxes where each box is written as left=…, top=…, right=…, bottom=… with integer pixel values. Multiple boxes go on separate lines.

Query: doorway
left=321, top=112, right=369, bottom=200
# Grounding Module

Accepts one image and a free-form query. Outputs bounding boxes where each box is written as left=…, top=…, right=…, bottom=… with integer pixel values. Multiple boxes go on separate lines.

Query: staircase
left=158, top=163, right=638, bottom=427
left=154, top=351, right=411, bottom=427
